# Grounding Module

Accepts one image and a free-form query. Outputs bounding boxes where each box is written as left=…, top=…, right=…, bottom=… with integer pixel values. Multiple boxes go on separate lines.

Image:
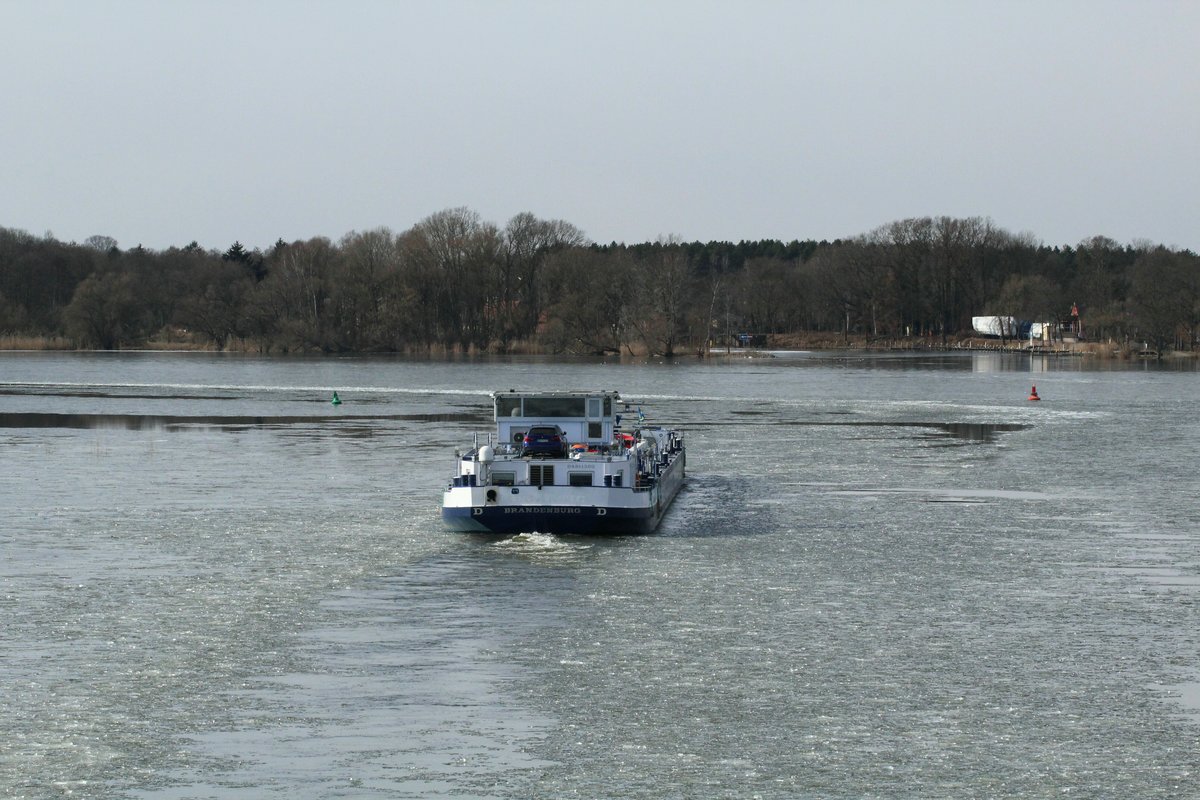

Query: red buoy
left=1028, top=385, right=1041, bottom=402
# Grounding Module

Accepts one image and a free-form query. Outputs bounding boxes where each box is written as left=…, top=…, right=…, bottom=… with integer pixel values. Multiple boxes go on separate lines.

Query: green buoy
left=331, top=391, right=342, bottom=406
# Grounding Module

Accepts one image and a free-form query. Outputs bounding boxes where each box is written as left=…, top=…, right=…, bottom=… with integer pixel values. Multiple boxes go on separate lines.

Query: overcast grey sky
left=2, top=0, right=1197, bottom=252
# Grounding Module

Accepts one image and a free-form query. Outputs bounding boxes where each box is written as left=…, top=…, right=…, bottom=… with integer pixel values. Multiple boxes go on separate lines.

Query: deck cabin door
left=586, top=397, right=604, bottom=442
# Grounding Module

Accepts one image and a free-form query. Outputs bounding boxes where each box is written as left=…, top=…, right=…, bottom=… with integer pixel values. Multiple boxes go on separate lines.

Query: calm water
left=2, top=351, right=1199, bottom=798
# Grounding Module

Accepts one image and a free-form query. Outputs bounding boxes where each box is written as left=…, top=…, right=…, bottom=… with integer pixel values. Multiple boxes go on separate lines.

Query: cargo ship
left=441, top=390, right=685, bottom=535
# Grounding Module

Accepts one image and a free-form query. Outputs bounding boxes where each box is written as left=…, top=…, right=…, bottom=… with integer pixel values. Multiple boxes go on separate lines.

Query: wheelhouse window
left=569, top=471, right=594, bottom=487
left=496, top=396, right=522, bottom=417
left=491, top=471, right=515, bottom=486
left=496, top=394, right=615, bottom=419
left=523, top=397, right=587, bottom=418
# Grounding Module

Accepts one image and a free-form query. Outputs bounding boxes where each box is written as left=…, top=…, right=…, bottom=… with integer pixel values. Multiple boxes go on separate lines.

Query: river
left=2, top=350, right=1198, bottom=798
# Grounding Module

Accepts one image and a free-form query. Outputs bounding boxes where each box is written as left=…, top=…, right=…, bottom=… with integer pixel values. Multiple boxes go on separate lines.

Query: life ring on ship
left=513, top=431, right=524, bottom=443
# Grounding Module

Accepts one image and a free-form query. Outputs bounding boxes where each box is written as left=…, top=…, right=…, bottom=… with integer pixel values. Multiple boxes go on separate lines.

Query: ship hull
left=442, top=451, right=684, bottom=536
left=441, top=503, right=660, bottom=535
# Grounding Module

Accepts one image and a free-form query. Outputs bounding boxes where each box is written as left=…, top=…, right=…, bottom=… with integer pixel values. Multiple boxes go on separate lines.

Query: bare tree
left=540, top=247, right=633, bottom=354
left=1131, top=248, right=1200, bottom=355
left=504, top=212, right=588, bottom=345
left=404, top=208, right=503, bottom=349
left=83, top=235, right=119, bottom=253
left=62, top=271, right=142, bottom=348
left=628, top=237, right=692, bottom=356
left=334, top=228, right=406, bottom=349
left=258, top=237, right=338, bottom=351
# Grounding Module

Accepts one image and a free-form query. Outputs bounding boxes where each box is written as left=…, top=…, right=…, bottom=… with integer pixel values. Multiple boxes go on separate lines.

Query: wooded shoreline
left=4, top=331, right=1191, bottom=360
left=3, top=209, right=1197, bottom=359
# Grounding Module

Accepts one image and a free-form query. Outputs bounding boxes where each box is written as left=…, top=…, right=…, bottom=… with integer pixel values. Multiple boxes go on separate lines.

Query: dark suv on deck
left=522, top=425, right=566, bottom=458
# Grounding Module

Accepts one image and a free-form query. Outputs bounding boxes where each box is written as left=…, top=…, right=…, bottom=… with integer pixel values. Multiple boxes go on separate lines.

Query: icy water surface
left=2, top=351, right=1199, bottom=798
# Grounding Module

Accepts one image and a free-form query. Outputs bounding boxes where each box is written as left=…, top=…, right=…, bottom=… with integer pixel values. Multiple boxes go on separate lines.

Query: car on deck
left=522, top=425, right=566, bottom=457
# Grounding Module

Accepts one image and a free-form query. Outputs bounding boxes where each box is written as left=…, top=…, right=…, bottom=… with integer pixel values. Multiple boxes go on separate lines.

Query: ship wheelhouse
left=494, top=390, right=620, bottom=451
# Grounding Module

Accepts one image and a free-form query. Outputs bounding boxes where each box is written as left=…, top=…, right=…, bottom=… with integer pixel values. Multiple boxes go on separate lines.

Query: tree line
left=1, top=209, right=1197, bottom=355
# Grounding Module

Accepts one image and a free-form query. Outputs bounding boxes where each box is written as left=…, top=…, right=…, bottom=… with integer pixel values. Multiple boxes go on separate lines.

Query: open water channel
left=2, top=351, right=1199, bottom=798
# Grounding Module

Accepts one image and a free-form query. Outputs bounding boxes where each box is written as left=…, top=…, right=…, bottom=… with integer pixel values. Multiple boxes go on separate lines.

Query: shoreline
left=1, top=333, right=1192, bottom=360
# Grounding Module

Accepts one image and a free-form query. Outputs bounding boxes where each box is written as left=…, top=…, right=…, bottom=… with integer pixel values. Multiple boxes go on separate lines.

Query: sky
left=2, top=0, right=1197, bottom=252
